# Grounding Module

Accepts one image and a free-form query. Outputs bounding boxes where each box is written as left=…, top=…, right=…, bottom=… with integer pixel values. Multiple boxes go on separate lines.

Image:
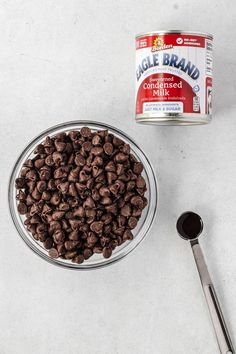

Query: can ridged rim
left=136, top=30, right=213, bottom=40
left=135, top=113, right=212, bottom=126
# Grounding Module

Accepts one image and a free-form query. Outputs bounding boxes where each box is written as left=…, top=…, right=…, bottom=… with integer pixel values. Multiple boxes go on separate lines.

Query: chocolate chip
left=30, top=215, right=41, bottom=224
left=64, top=240, right=79, bottom=251
left=136, top=175, right=146, bottom=189
left=136, top=188, right=145, bottom=196
left=75, top=154, right=85, bottom=166
left=87, top=233, right=98, bottom=247
left=20, top=167, right=30, bottom=177
left=55, top=140, right=66, bottom=152
left=68, top=167, right=80, bottom=181
left=65, top=251, right=77, bottom=259
left=17, top=202, right=27, bottom=215
left=99, top=186, right=110, bottom=197
left=27, top=180, right=36, bottom=193
left=80, top=127, right=91, bottom=137
left=117, top=215, right=126, bottom=227
left=53, top=230, right=65, bottom=244
left=105, top=161, right=116, bottom=172
left=98, top=129, right=108, bottom=139
left=48, top=248, right=59, bottom=258
left=133, top=162, right=143, bottom=174
left=123, top=229, right=133, bottom=241
left=57, top=181, right=69, bottom=194
left=85, top=208, right=96, bottom=218
left=118, top=173, right=129, bottom=182
left=52, top=211, right=65, bottom=220
left=93, top=246, right=103, bottom=254
left=110, top=180, right=125, bottom=195
left=61, top=218, right=70, bottom=230
left=100, top=197, right=112, bottom=205
left=121, top=192, right=135, bottom=203
left=130, top=196, right=144, bottom=209
left=52, top=151, right=63, bottom=164
left=127, top=181, right=136, bottom=191
left=45, top=155, right=54, bottom=166
left=54, top=167, right=67, bottom=179
left=68, top=131, right=78, bottom=141
left=120, top=204, right=131, bottom=217
left=79, top=170, right=89, bottom=183
left=121, top=144, right=130, bottom=155
left=90, top=221, right=103, bottom=234
left=26, top=170, right=37, bottom=181
left=116, top=164, right=125, bottom=176
left=69, top=230, right=79, bottom=241
left=73, top=206, right=85, bottom=218
left=103, top=247, right=112, bottom=258
left=23, top=159, right=34, bottom=168
left=105, top=203, right=117, bottom=214
left=37, top=181, right=47, bottom=193
left=39, top=169, right=51, bottom=181
left=75, top=182, right=87, bottom=193
left=83, top=196, right=95, bottom=209
left=82, top=141, right=92, bottom=152
left=83, top=248, right=93, bottom=260
left=45, top=146, right=55, bottom=155
left=35, top=144, right=45, bottom=153
left=41, top=191, right=51, bottom=201
left=92, top=156, right=103, bottom=167
left=31, top=188, right=41, bottom=200
left=109, top=240, right=118, bottom=250
left=42, top=204, right=52, bottom=214
left=34, top=159, right=45, bottom=169
left=92, top=134, right=102, bottom=146
left=69, top=219, right=81, bottom=230
left=113, top=136, right=123, bottom=146
left=103, top=142, right=113, bottom=155
left=107, top=172, right=117, bottom=185
left=44, top=136, right=53, bottom=147
left=91, top=147, right=103, bottom=156
left=50, top=192, right=61, bottom=206
left=92, top=166, right=102, bottom=178
left=101, top=213, right=113, bottom=225
left=16, top=190, right=26, bottom=201
left=115, top=153, right=128, bottom=163
left=68, top=183, right=77, bottom=197
left=128, top=216, right=138, bottom=229
left=73, top=254, right=85, bottom=264
left=27, top=224, right=36, bottom=235
left=48, top=179, right=56, bottom=190
left=15, top=177, right=25, bottom=189
left=49, top=221, right=61, bottom=233
left=57, top=244, right=66, bottom=255
left=100, top=236, right=110, bottom=247
left=43, top=237, right=53, bottom=249
left=132, top=208, right=142, bottom=217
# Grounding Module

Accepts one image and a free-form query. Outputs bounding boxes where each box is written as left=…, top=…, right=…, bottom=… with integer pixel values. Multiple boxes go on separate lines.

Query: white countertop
left=1, top=1, right=236, bottom=353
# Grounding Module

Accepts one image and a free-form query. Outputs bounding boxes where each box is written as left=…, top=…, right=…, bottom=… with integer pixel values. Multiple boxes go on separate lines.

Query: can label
left=135, top=33, right=213, bottom=118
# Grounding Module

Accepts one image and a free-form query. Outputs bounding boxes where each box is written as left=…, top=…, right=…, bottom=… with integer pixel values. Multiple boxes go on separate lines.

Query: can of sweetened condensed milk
left=135, top=31, right=213, bottom=125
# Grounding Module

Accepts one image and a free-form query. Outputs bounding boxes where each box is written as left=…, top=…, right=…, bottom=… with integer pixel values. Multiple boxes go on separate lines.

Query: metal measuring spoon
left=176, top=211, right=235, bottom=354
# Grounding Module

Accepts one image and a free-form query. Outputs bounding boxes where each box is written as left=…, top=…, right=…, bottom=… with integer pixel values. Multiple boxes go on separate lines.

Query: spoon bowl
left=176, top=211, right=203, bottom=241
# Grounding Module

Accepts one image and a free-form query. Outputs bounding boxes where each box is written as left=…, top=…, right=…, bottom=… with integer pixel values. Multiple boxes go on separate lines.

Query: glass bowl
left=8, top=121, right=158, bottom=270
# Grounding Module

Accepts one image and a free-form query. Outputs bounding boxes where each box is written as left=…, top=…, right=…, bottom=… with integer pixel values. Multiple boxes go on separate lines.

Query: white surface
left=0, top=1, right=236, bottom=353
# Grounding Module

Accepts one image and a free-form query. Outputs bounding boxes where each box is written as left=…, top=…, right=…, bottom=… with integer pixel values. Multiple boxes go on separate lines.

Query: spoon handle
left=191, top=240, right=235, bottom=354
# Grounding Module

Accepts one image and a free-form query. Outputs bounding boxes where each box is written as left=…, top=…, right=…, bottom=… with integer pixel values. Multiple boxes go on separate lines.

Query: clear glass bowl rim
left=8, top=120, right=158, bottom=270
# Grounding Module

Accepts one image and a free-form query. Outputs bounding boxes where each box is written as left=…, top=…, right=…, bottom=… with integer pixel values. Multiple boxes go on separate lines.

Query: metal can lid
left=136, top=30, right=213, bottom=40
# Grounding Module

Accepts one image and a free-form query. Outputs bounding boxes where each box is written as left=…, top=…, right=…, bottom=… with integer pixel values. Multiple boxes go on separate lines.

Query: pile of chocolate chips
left=15, top=127, right=147, bottom=264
